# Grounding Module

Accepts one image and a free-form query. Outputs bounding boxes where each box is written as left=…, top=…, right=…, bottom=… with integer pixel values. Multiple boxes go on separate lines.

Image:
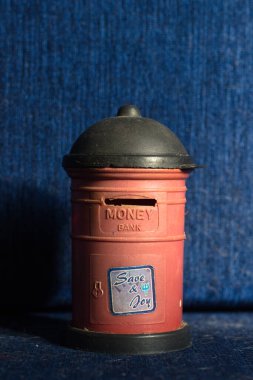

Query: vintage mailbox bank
left=63, top=105, right=198, bottom=354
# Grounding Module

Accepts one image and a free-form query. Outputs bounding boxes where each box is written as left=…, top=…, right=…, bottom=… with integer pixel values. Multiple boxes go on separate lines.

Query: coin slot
left=104, top=198, right=157, bottom=207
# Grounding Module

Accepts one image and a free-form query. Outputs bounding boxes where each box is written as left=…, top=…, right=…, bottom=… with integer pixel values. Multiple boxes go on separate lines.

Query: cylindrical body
left=69, top=168, right=189, bottom=334
left=63, top=104, right=198, bottom=353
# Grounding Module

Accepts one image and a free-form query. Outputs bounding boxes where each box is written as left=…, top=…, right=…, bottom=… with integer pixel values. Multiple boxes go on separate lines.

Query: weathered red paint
left=67, top=167, right=189, bottom=335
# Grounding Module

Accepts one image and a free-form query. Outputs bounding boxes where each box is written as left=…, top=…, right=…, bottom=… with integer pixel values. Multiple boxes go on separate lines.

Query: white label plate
left=108, top=265, right=156, bottom=315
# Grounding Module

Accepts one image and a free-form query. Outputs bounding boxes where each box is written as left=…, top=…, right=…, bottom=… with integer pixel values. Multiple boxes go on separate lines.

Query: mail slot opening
left=104, top=198, right=157, bottom=207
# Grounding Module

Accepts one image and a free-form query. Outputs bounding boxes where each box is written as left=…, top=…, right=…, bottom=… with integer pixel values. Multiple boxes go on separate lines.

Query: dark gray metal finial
left=117, top=105, right=141, bottom=117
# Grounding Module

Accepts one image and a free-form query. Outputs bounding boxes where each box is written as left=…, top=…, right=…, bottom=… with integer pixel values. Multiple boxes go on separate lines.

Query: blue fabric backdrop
left=1, top=0, right=253, bottom=310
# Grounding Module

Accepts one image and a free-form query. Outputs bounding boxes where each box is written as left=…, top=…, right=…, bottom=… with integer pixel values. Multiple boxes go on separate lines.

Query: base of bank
left=65, top=322, right=191, bottom=355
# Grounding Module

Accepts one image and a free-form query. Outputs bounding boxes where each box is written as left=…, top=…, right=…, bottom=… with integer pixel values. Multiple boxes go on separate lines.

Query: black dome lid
left=63, top=105, right=197, bottom=169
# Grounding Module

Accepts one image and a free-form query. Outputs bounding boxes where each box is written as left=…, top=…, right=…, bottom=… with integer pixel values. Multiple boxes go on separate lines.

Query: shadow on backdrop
left=0, top=313, right=68, bottom=346
left=0, top=181, right=68, bottom=311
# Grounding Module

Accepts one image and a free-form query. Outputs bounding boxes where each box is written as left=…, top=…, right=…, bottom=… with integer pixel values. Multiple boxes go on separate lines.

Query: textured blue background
left=1, top=0, right=253, bottom=310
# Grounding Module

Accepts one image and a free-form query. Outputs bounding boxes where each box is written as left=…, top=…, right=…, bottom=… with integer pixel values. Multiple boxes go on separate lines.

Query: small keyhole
left=92, top=281, right=104, bottom=298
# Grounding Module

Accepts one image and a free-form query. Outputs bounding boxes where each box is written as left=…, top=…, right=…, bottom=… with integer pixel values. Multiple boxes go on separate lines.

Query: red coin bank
left=63, top=105, right=198, bottom=354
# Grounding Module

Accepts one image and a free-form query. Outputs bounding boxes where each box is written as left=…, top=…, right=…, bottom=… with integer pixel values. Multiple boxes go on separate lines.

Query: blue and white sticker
left=108, top=265, right=156, bottom=315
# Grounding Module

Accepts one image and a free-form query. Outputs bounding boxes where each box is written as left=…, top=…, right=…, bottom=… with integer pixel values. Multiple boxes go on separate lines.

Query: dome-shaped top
left=62, top=105, right=197, bottom=169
